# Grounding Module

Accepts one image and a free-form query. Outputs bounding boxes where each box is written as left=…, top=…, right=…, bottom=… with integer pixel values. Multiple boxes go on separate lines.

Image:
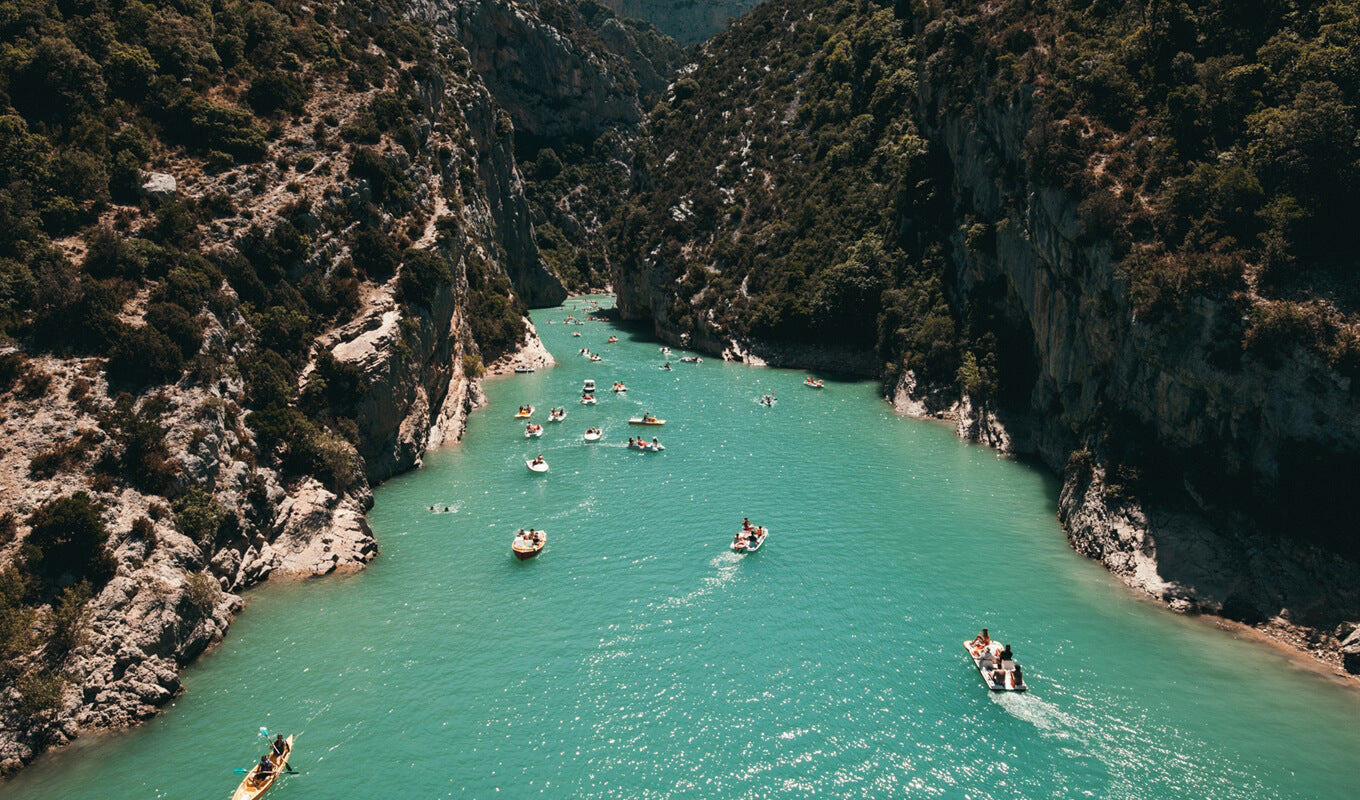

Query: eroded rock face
left=598, top=0, right=758, bottom=46
left=905, top=84, right=1360, bottom=670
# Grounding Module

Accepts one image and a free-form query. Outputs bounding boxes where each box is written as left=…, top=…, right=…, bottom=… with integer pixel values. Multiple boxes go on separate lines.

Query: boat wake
left=656, top=555, right=741, bottom=610
left=991, top=690, right=1078, bottom=736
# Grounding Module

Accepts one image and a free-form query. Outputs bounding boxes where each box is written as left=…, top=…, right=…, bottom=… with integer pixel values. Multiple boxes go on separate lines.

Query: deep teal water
left=6, top=295, right=1360, bottom=800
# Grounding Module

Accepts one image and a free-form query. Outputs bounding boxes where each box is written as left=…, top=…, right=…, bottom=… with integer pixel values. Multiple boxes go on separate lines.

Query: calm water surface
left=7, top=296, right=1360, bottom=799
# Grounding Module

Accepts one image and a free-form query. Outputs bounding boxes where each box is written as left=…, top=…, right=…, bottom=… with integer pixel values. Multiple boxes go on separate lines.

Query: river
left=6, top=295, right=1360, bottom=799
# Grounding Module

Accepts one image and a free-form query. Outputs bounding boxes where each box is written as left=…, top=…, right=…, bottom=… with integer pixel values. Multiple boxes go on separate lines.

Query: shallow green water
left=7, top=295, right=1360, bottom=800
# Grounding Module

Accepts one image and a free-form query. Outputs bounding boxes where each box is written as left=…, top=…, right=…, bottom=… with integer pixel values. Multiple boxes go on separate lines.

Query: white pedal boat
left=964, top=641, right=1027, bottom=692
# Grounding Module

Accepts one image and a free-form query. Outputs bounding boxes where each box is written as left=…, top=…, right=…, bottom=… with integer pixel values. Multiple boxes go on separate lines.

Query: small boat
left=758, top=395, right=776, bottom=407
left=607, top=336, right=618, bottom=343
left=514, top=367, right=535, bottom=374
left=548, top=409, right=566, bottom=422
left=589, top=354, right=602, bottom=362
left=660, top=346, right=671, bottom=355
left=583, top=429, right=602, bottom=442
left=582, top=380, right=596, bottom=393
left=804, top=377, right=824, bottom=388
left=514, top=406, right=534, bottom=418
left=627, top=440, right=665, bottom=452
left=525, top=424, right=544, bottom=438
left=580, top=394, right=597, bottom=405
left=612, top=382, right=627, bottom=392
left=964, top=641, right=1027, bottom=692
left=628, top=416, right=665, bottom=426
left=731, top=526, right=767, bottom=553
left=526, top=458, right=549, bottom=473
left=573, top=331, right=581, bottom=337
left=231, top=735, right=293, bottom=800
left=680, top=356, right=701, bottom=363
left=512, top=529, right=546, bottom=560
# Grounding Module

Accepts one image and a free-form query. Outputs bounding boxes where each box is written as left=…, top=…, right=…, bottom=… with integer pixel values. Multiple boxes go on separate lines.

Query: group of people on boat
left=584, top=427, right=602, bottom=438
left=529, top=453, right=546, bottom=467
left=759, top=392, right=776, bottom=406
left=514, top=528, right=545, bottom=547
left=968, top=628, right=1023, bottom=689
left=249, top=734, right=289, bottom=787
left=732, top=518, right=767, bottom=550
left=612, top=381, right=627, bottom=392
left=804, top=376, right=823, bottom=388
left=525, top=423, right=543, bottom=436
left=548, top=407, right=566, bottom=421
left=628, top=436, right=663, bottom=450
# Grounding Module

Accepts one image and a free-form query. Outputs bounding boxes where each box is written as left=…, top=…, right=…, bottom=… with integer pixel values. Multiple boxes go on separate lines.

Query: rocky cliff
left=0, top=0, right=576, bottom=772
left=598, top=0, right=760, bottom=46
left=912, top=79, right=1360, bottom=671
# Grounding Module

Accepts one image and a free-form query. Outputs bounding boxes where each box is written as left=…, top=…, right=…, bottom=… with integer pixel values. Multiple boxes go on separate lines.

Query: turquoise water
left=7, top=295, right=1360, bottom=799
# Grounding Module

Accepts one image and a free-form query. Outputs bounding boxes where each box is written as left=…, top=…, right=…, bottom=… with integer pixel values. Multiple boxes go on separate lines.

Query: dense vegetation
left=916, top=0, right=1360, bottom=373
left=611, top=0, right=972, bottom=385
left=0, top=0, right=534, bottom=722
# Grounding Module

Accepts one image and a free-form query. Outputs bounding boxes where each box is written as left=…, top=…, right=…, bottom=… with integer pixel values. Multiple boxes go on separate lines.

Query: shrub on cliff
left=173, top=488, right=228, bottom=549
left=22, top=493, right=114, bottom=592
left=398, top=248, right=451, bottom=308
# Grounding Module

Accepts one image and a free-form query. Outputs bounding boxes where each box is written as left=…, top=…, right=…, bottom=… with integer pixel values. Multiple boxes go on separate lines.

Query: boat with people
left=232, top=734, right=293, bottom=800
left=583, top=428, right=603, bottom=442
left=612, top=381, right=627, bottom=392
left=580, top=393, right=597, bottom=405
left=680, top=356, right=701, bottom=363
left=964, top=631, right=1027, bottom=692
left=589, top=354, right=603, bottom=362
left=627, top=437, right=665, bottom=452
left=573, top=331, right=581, bottom=337
left=514, top=405, right=534, bottom=418
left=526, top=455, right=549, bottom=473
left=512, top=529, right=546, bottom=560
left=628, top=414, right=665, bottom=426
left=804, top=377, right=824, bottom=388
left=758, top=393, right=776, bottom=407
left=607, top=336, right=618, bottom=343
left=660, top=346, right=671, bottom=356
left=582, top=379, right=596, bottom=393
left=731, top=521, right=767, bottom=553
left=548, top=408, right=566, bottom=422
left=525, top=423, right=544, bottom=438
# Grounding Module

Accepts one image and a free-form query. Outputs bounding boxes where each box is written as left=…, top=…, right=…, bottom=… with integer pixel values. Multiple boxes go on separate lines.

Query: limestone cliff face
left=0, top=0, right=573, bottom=771
left=909, top=82, right=1360, bottom=667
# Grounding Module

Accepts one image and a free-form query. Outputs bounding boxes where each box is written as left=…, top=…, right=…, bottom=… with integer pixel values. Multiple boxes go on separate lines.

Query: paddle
left=233, top=765, right=298, bottom=775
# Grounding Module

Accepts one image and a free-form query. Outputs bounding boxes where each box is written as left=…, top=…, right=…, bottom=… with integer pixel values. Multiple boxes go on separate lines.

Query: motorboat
left=964, top=640, right=1027, bottom=692
left=526, top=458, right=549, bottom=473
left=583, top=428, right=603, bottom=442
left=512, top=529, right=546, bottom=560
left=525, top=424, right=544, bottom=438
left=514, top=406, right=534, bottom=418
left=731, top=526, right=767, bottom=553
left=580, top=394, right=597, bottom=405
left=628, top=415, right=665, bottom=426
left=582, top=379, right=596, bottom=393
left=804, top=377, right=824, bottom=388
left=548, top=409, right=566, bottom=422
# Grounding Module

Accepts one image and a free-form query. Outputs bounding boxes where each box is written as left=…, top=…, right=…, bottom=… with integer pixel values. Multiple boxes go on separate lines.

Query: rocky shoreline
left=885, top=369, right=1360, bottom=683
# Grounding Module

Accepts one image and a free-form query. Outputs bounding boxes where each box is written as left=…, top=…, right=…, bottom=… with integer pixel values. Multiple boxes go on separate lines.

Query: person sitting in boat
left=971, top=628, right=990, bottom=649
left=651, top=437, right=660, bottom=447
left=742, top=517, right=751, bottom=530
left=254, top=753, right=274, bottom=783
left=270, top=734, right=287, bottom=760
left=531, top=453, right=544, bottom=465
left=999, top=644, right=1013, bottom=663
left=662, top=363, right=671, bottom=370
left=1010, top=663, right=1023, bottom=687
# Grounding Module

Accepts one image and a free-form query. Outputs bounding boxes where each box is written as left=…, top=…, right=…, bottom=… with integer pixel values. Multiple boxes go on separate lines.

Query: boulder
left=139, top=172, right=177, bottom=198
left=1342, top=626, right=1360, bottom=675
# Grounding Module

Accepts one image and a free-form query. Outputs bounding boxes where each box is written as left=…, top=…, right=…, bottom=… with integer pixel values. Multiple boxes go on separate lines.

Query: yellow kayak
left=232, top=735, right=292, bottom=800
